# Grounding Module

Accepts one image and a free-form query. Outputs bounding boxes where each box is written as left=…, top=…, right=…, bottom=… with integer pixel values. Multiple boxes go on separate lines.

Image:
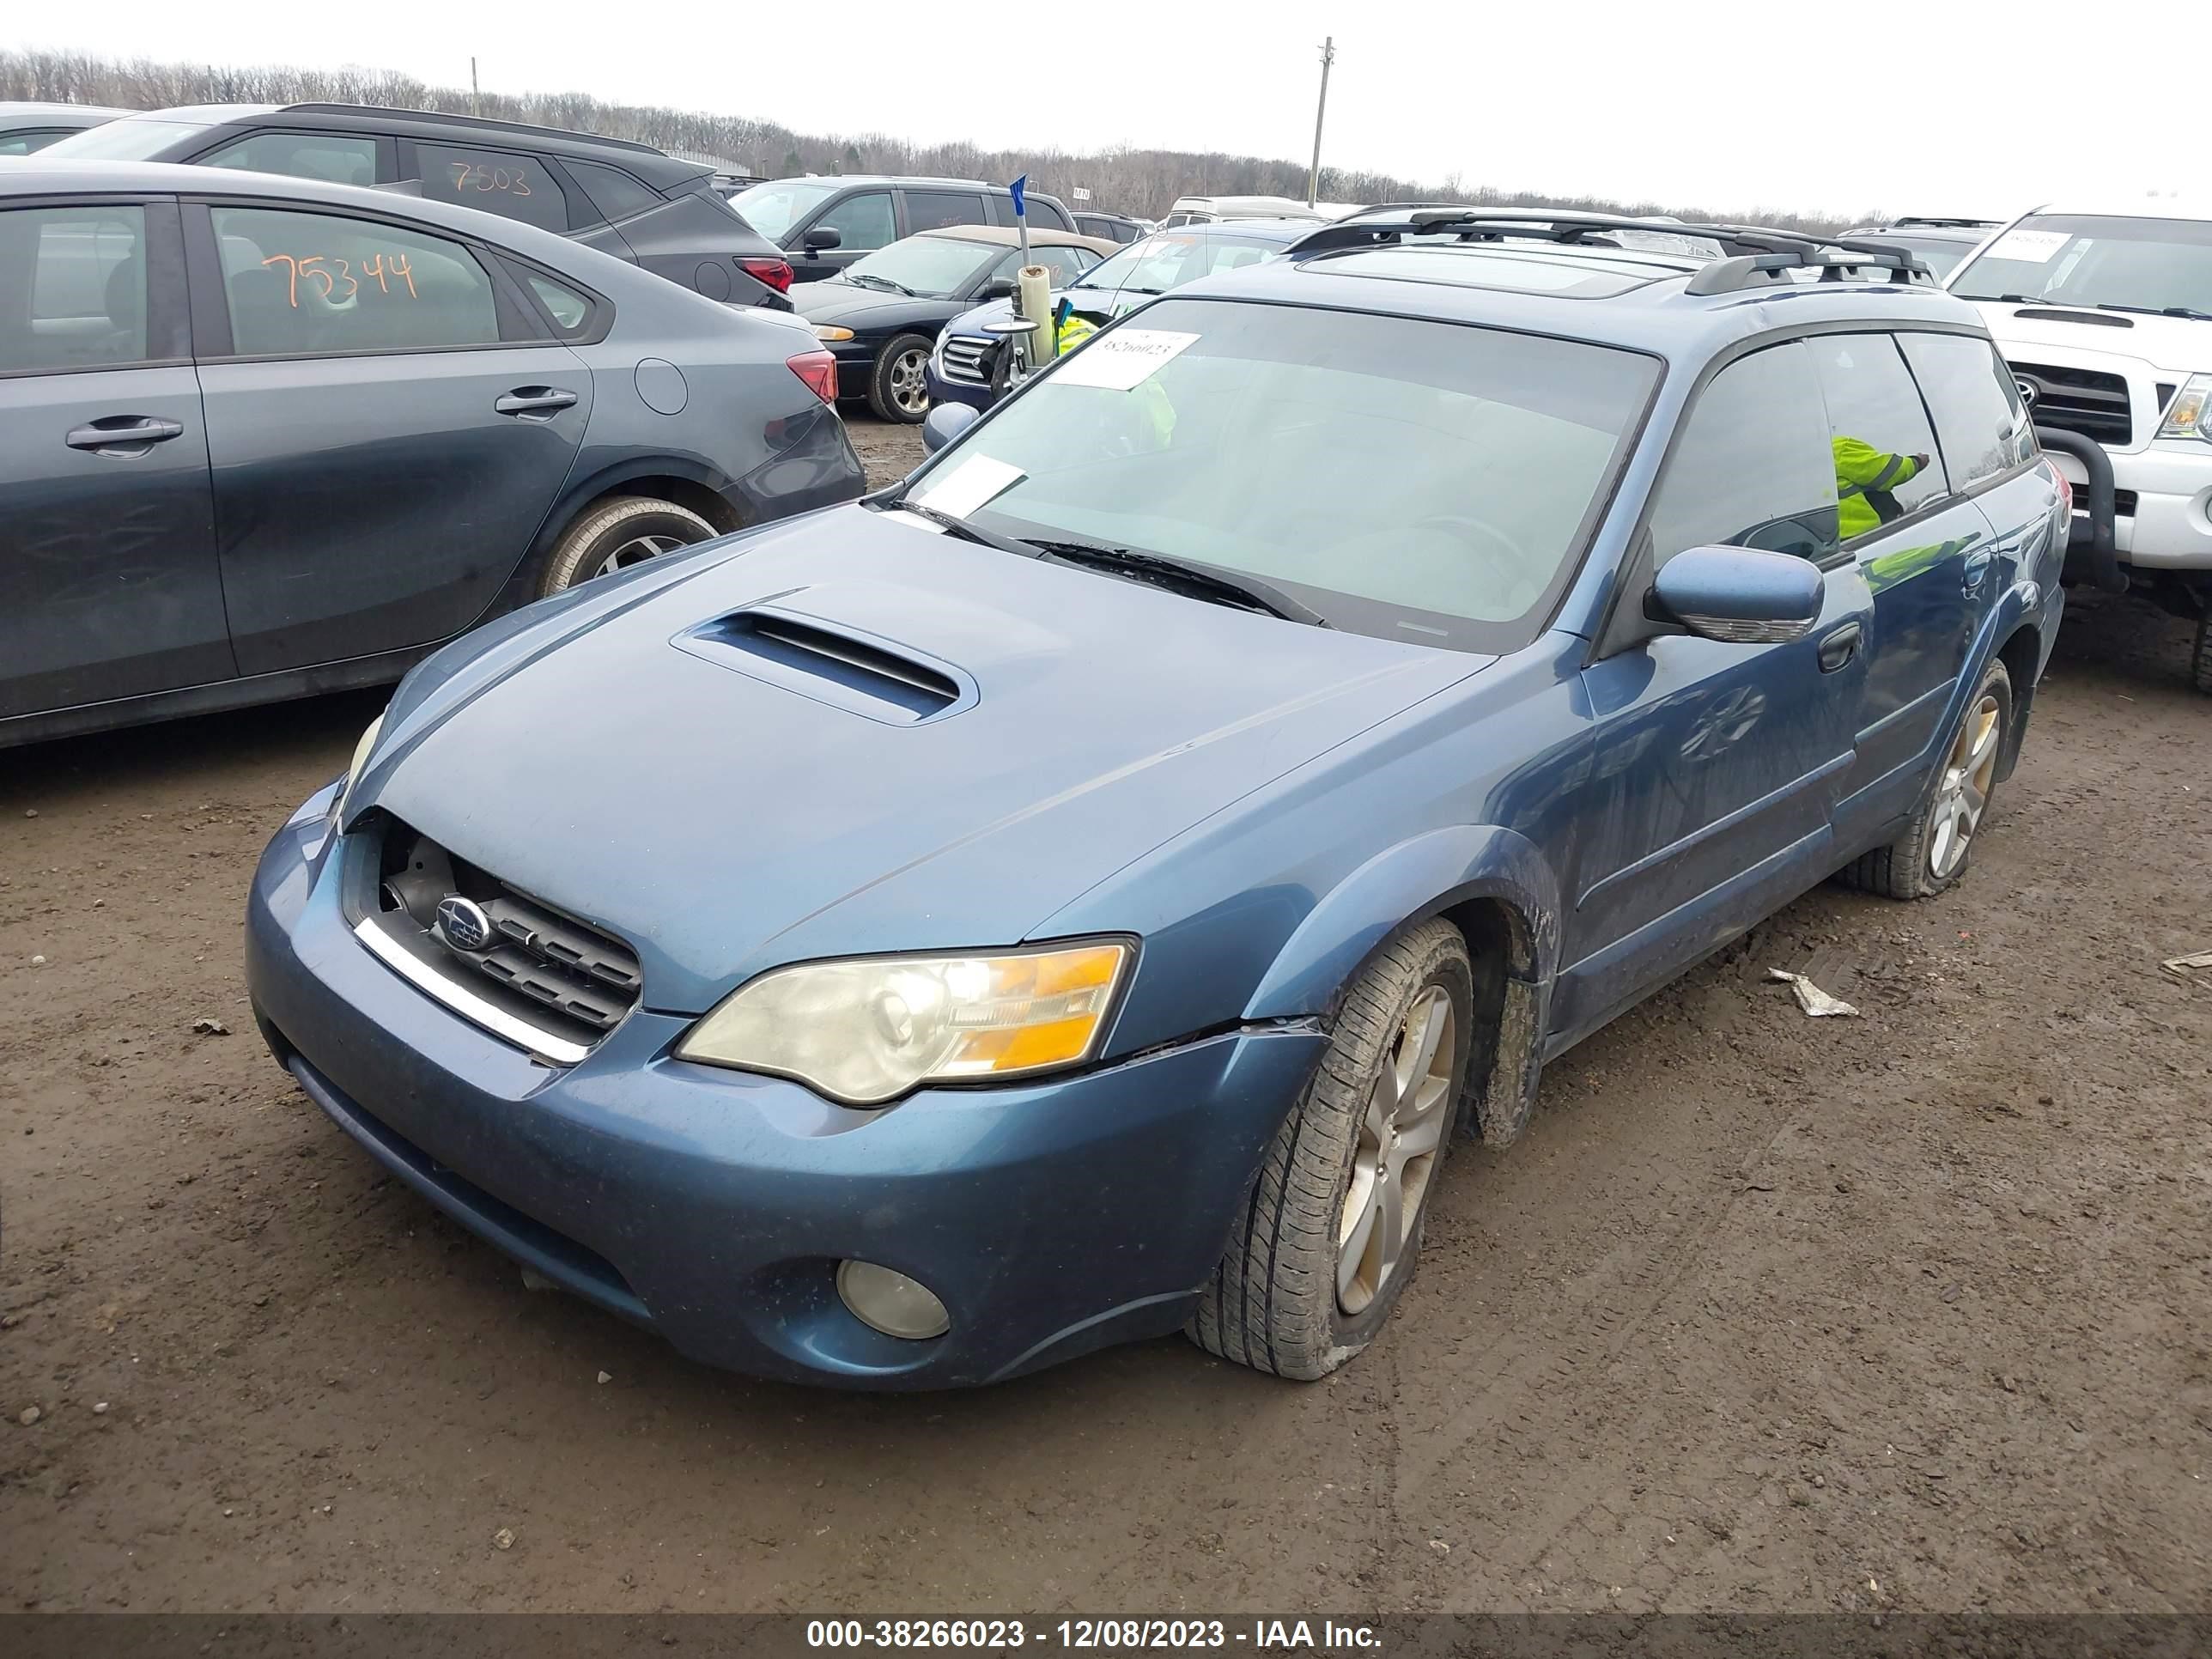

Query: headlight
left=332, top=713, right=384, bottom=825
left=812, top=324, right=855, bottom=342
left=2159, top=373, right=2212, bottom=441
left=674, top=940, right=1132, bottom=1106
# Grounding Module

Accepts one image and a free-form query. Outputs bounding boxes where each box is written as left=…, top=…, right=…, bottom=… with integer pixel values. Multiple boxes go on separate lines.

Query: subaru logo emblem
left=2015, top=377, right=2039, bottom=407
left=434, top=895, right=493, bottom=952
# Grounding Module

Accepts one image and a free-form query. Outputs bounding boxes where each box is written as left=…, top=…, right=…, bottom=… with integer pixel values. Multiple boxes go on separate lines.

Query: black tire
left=535, top=496, right=717, bottom=599
left=2192, top=613, right=2212, bottom=696
left=867, top=333, right=933, bottom=423
left=1839, top=658, right=2014, bottom=900
left=1189, top=918, right=1474, bottom=1380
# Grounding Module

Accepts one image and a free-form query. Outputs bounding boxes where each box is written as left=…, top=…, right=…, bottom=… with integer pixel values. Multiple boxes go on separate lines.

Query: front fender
left=1241, top=823, right=1561, bottom=1021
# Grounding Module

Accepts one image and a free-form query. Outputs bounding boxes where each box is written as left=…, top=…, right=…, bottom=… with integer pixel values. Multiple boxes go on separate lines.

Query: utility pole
left=470, top=58, right=482, bottom=118
left=1305, top=36, right=1334, bottom=210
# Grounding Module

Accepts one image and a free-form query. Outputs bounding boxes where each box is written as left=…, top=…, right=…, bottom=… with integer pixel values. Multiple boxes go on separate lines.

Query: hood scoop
left=2013, top=307, right=2132, bottom=328
left=672, top=605, right=973, bottom=725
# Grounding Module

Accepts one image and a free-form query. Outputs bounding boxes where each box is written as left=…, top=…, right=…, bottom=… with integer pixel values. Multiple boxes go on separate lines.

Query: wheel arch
left=1993, top=619, right=2043, bottom=782
left=1242, top=824, right=1562, bottom=1148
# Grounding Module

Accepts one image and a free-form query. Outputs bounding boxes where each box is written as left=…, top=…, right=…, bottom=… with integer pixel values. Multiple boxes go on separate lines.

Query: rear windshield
left=726, top=179, right=840, bottom=242
left=906, top=296, right=1657, bottom=653
left=40, top=118, right=210, bottom=161
left=1951, top=214, right=2212, bottom=318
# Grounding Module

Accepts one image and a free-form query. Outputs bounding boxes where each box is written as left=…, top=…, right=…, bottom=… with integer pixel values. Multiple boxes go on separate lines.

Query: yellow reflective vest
left=1832, top=437, right=1923, bottom=540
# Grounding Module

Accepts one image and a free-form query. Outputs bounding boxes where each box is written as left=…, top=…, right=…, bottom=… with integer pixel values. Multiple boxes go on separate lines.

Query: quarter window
left=1647, top=343, right=1839, bottom=564
left=526, top=271, right=592, bottom=333
left=906, top=191, right=988, bottom=234
left=198, top=130, right=380, bottom=187
left=210, top=206, right=501, bottom=356
left=414, top=143, right=569, bottom=232
left=1804, top=333, right=1948, bottom=535
left=567, top=160, right=661, bottom=225
left=0, top=204, right=148, bottom=374
left=1898, top=331, right=2034, bottom=487
left=811, top=190, right=893, bottom=252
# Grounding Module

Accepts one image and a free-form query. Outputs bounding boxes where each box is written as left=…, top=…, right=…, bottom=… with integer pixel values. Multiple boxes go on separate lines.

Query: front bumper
left=2047, top=435, right=2212, bottom=576
left=924, top=353, right=994, bottom=415
left=244, top=797, right=1325, bottom=1389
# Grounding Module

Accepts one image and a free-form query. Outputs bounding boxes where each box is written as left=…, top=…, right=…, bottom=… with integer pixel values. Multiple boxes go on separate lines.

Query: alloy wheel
left=889, top=347, right=930, bottom=417
left=1337, top=985, right=1455, bottom=1315
left=581, top=532, right=685, bottom=585
left=1929, top=692, right=2002, bottom=879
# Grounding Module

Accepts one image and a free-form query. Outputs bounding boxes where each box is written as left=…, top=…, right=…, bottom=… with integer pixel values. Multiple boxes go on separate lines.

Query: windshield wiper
left=2097, top=301, right=2212, bottom=321
left=1021, top=538, right=1329, bottom=626
left=848, top=272, right=915, bottom=296
left=885, top=498, right=1037, bottom=556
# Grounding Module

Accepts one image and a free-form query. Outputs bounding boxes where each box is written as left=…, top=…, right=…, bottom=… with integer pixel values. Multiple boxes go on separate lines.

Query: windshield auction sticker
left=1986, top=228, right=2070, bottom=264
left=913, top=454, right=1027, bottom=517
left=1052, top=328, right=1201, bottom=391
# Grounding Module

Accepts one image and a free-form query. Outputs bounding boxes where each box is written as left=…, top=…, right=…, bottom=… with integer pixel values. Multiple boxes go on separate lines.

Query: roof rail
left=1286, top=207, right=1936, bottom=294
left=278, top=103, right=665, bottom=155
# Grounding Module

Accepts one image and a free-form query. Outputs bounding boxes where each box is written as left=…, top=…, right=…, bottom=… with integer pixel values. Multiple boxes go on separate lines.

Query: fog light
left=836, top=1260, right=950, bottom=1340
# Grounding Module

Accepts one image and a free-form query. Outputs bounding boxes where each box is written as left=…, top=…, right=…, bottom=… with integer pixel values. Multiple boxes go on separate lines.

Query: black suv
left=726, top=174, right=1075, bottom=282
left=44, top=103, right=796, bottom=308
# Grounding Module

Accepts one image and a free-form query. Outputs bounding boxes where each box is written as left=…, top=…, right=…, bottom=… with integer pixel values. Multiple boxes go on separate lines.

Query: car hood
left=793, top=281, right=967, bottom=333
left=359, top=506, right=1487, bottom=1012
left=1973, top=299, right=2212, bottom=376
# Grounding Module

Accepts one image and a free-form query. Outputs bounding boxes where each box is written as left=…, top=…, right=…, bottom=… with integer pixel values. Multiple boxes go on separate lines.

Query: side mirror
left=1650, top=545, right=1824, bottom=644
left=978, top=278, right=1016, bottom=301
left=802, top=227, right=842, bottom=252
left=921, top=401, right=979, bottom=455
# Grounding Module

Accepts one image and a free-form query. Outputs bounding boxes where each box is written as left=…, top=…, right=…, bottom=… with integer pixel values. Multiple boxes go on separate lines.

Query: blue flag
left=1009, top=174, right=1027, bottom=218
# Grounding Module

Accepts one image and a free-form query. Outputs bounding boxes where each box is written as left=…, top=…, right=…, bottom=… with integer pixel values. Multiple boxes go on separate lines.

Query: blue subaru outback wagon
left=247, top=209, right=2067, bottom=1389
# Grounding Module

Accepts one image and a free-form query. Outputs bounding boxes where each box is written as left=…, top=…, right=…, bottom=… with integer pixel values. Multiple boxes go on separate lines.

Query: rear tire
left=1189, top=918, right=1473, bottom=1380
left=867, top=334, right=933, bottom=423
left=2192, top=613, right=2212, bottom=695
left=1839, top=658, right=2012, bottom=899
left=535, top=496, right=717, bottom=599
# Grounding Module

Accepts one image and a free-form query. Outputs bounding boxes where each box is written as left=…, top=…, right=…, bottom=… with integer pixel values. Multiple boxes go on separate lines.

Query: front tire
left=867, top=334, right=933, bottom=423
left=535, top=496, right=718, bottom=599
left=1840, top=658, right=2013, bottom=899
left=2191, top=613, right=2212, bottom=695
left=1190, top=918, right=1473, bottom=1380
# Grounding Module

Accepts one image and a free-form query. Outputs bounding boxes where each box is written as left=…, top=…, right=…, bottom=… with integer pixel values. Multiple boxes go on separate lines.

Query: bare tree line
left=2, top=48, right=1877, bottom=232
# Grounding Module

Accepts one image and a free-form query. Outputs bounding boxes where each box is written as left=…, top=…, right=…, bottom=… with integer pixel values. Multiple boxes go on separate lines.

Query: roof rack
left=1287, top=207, right=1936, bottom=295
left=1887, top=216, right=2002, bottom=229
left=278, top=103, right=665, bottom=155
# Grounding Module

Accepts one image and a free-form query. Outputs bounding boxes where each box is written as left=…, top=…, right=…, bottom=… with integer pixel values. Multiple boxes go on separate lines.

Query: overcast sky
left=19, top=1, right=2190, bottom=219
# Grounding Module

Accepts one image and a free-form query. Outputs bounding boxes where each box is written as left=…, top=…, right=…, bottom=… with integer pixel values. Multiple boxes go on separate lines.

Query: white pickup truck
left=1948, top=201, right=2212, bottom=690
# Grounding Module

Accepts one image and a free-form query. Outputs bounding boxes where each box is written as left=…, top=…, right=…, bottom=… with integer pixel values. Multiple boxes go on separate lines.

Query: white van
left=1949, top=200, right=2212, bottom=690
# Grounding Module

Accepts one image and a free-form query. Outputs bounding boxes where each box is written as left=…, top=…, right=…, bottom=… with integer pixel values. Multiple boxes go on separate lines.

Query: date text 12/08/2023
left=804, top=1620, right=1383, bottom=1650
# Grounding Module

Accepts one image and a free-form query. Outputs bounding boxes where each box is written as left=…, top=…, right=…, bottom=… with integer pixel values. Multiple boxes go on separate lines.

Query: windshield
left=1084, top=230, right=1282, bottom=298
left=1951, top=214, right=2212, bottom=314
left=727, top=179, right=840, bottom=242
left=842, top=236, right=1000, bottom=296
left=904, top=297, right=1656, bottom=651
left=40, top=117, right=210, bottom=161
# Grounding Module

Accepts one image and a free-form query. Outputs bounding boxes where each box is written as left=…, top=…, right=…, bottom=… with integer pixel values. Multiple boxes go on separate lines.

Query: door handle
left=494, top=387, right=578, bottom=417
left=1817, top=620, right=1862, bottom=673
left=65, top=416, right=185, bottom=453
left=1963, top=548, right=1995, bottom=592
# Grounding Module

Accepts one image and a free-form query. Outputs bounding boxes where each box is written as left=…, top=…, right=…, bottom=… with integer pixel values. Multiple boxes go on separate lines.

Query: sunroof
left=1318, top=246, right=1669, bottom=298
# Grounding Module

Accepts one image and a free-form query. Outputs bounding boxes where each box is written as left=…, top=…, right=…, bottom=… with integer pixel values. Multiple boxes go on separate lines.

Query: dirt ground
left=3, top=415, right=2209, bottom=1615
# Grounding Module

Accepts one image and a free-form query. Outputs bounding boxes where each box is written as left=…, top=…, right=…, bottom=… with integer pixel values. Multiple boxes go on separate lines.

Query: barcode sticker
left=1987, top=228, right=2069, bottom=264
left=1050, top=328, right=1200, bottom=391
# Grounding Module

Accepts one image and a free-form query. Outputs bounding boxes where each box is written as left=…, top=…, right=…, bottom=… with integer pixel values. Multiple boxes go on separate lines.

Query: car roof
left=1170, top=236, right=1990, bottom=362
left=0, top=101, right=133, bottom=123
left=1143, top=218, right=1319, bottom=246
left=2028, top=198, right=2212, bottom=223
left=914, top=225, right=1120, bottom=255
left=76, top=103, right=709, bottom=188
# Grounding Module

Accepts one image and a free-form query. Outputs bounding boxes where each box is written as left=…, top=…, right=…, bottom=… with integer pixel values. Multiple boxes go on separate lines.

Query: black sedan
left=793, top=226, right=1115, bottom=421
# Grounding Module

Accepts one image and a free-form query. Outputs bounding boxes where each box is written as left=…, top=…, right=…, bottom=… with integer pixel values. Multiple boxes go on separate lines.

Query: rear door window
left=904, top=191, right=989, bottom=234
left=210, top=205, right=501, bottom=356
left=1804, top=333, right=1948, bottom=533
left=197, top=130, right=380, bottom=187
left=1648, top=343, right=1839, bottom=563
left=1898, top=331, right=2035, bottom=486
left=0, top=204, right=149, bottom=374
left=811, top=190, right=894, bottom=252
left=413, top=143, right=569, bottom=232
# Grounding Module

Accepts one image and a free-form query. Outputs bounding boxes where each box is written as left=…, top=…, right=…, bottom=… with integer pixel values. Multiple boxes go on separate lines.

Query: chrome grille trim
left=355, top=917, right=591, bottom=1066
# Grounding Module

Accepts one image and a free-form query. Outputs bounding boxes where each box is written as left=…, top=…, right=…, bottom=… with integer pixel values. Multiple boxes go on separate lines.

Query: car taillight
left=787, top=349, right=839, bottom=404
left=739, top=256, right=793, bottom=295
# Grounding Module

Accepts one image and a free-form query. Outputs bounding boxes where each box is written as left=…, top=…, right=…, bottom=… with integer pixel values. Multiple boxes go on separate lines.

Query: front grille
left=368, top=819, right=642, bottom=1054
left=2010, top=359, right=2132, bottom=446
left=938, top=334, right=997, bottom=386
